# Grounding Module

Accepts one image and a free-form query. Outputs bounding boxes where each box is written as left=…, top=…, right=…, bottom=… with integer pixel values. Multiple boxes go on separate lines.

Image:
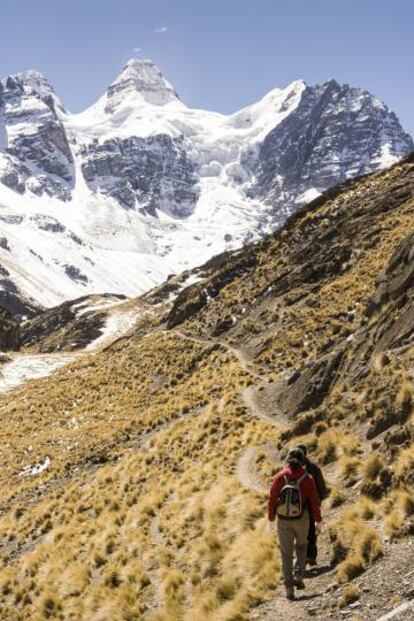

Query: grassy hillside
left=0, top=155, right=413, bottom=620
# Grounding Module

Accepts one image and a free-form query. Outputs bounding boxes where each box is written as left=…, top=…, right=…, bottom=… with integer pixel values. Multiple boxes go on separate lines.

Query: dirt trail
left=233, top=364, right=414, bottom=620
left=172, top=330, right=263, bottom=378
left=236, top=446, right=268, bottom=494
left=242, top=385, right=288, bottom=428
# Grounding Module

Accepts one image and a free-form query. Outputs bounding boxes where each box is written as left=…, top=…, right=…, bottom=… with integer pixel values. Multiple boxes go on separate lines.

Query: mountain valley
left=0, top=155, right=413, bottom=619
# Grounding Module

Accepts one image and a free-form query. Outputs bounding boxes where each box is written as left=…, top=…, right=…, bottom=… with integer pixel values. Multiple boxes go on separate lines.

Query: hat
left=296, top=443, right=308, bottom=456
left=286, top=448, right=305, bottom=468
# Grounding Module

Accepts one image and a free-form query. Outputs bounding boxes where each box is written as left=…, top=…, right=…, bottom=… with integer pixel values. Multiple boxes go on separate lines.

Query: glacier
left=0, top=58, right=412, bottom=314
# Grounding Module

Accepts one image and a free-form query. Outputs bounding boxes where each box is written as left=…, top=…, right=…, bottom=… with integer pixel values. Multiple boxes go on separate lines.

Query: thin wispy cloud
left=133, top=47, right=142, bottom=53
left=154, top=26, right=169, bottom=34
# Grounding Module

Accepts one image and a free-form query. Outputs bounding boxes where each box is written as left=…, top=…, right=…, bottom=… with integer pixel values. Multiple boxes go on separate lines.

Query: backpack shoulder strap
left=297, top=473, right=308, bottom=485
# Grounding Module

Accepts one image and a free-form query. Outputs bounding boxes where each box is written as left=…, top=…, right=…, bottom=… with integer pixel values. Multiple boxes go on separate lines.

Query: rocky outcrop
left=270, top=347, right=346, bottom=419
left=167, top=285, right=208, bottom=329
left=20, top=294, right=126, bottom=352
left=369, top=229, right=414, bottom=315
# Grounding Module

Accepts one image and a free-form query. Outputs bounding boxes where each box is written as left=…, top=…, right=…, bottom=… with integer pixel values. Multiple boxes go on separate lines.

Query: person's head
left=296, top=443, right=308, bottom=457
left=286, top=448, right=305, bottom=468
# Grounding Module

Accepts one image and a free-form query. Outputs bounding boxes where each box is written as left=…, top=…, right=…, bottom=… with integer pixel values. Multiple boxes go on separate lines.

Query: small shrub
left=363, top=453, right=384, bottom=480
left=339, top=584, right=360, bottom=608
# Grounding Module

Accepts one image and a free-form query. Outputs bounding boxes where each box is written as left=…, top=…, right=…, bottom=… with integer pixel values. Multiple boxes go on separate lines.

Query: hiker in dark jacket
left=268, top=448, right=322, bottom=600
left=296, top=443, right=329, bottom=566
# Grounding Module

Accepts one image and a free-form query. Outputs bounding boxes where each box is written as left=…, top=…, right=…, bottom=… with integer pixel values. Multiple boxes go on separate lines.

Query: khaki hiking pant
left=277, top=510, right=309, bottom=588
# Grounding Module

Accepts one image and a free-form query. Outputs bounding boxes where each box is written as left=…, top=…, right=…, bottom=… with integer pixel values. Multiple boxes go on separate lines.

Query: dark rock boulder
left=166, top=285, right=207, bottom=329
left=270, top=347, right=346, bottom=419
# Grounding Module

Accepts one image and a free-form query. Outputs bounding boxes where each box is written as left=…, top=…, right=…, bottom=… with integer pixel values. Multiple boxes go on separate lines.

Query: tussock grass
left=1, top=161, right=414, bottom=617
left=339, top=584, right=360, bottom=608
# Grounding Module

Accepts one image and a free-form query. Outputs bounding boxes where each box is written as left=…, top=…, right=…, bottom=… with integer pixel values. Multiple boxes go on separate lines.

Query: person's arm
left=314, top=465, right=329, bottom=501
left=304, top=475, right=322, bottom=522
left=268, top=473, right=283, bottom=522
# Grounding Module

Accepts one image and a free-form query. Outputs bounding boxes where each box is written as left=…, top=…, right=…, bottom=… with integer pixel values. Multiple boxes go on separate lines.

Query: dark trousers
left=307, top=514, right=318, bottom=560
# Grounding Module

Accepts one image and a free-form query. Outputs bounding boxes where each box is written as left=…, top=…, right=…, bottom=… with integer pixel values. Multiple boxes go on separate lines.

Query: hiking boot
left=307, top=557, right=317, bottom=566
left=293, top=576, right=305, bottom=590
left=285, top=586, right=295, bottom=600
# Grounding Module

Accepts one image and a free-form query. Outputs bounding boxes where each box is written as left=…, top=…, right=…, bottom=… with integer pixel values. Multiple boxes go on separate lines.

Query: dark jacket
left=304, top=457, right=329, bottom=501
left=268, top=465, right=322, bottom=522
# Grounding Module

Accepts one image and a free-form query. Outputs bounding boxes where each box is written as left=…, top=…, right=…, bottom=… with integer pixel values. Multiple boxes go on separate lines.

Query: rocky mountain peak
left=106, top=58, right=180, bottom=109
left=0, top=61, right=413, bottom=311
left=1, top=69, right=64, bottom=112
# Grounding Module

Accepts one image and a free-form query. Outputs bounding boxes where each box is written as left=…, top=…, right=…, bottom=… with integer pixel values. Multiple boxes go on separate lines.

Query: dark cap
left=286, top=448, right=305, bottom=468
left=296, top=443, right=308, bottom=456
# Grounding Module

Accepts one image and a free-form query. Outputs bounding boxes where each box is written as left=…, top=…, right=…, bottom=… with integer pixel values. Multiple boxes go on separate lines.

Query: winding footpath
left=3, top=321, right=412, bottom=619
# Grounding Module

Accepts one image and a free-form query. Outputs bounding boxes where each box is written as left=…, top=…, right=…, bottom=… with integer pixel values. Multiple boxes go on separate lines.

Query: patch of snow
left=73, top=296, right=123, bottom=317
left=0, top=354, right=75, bottom=392
left=86, top=308, right=141, bottom=350
left=19, top=455, right=51, bottom=477
left=296, top=188, right=322, bottom=204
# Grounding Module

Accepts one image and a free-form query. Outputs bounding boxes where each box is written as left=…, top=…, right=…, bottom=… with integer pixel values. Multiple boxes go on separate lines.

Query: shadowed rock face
left=350, top=226, right=414, bottom=363
left=0, top=306, right=20, bottom=350
left=167, top=285, right=208, bottom=329
left=0, top=71, right=74, bottom=200
left=271, top=347, right=346, bottom=419
left=251, top=81, right=414, bottom=223
left=370, top=229, right=414, bottom=314
left=19, top=293, right=126, bottom=352
left=81, top=134, right=199, bottom=215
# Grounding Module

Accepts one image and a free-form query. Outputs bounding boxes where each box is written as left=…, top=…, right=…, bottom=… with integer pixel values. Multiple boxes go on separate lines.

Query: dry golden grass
left=339, top=584, right=360, bottom=608
left=1, top=160, right=414, bottom=617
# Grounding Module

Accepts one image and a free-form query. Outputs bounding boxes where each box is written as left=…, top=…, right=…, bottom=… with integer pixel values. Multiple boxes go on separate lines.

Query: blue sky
left=1, top=0, right=413, bottom=134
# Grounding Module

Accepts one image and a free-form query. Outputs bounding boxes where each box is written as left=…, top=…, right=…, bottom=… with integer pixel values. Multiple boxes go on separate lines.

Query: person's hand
left=315, top=522, right=322, bottom=536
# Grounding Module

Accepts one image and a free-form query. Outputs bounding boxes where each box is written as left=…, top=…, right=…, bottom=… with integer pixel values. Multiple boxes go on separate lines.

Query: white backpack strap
left=297, top=473, right=308, bottom=485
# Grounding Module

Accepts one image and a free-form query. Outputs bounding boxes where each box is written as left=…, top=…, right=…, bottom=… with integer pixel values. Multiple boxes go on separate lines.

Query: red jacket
left=268, top=465, right=322, bottom=522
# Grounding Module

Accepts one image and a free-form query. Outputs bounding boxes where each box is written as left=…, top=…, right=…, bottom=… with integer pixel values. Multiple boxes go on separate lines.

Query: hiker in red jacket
left=268, top=448, right=322, bottom=600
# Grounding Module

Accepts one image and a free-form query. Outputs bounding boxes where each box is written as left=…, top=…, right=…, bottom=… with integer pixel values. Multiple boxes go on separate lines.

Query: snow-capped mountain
left=0, top=59, right=412, bottom=314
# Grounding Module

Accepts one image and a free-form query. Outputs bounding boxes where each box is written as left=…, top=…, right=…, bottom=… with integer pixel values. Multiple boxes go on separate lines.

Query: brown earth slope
left=0, top=155, right=414, bottom=620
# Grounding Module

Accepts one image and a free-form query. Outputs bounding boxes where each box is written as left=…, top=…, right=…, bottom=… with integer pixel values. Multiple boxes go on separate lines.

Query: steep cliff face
left=0, top=70, right=74, bottom=200
left=81, top=134, right=199, bottom=214
left=251, top=80, right=414, bottom=222
left=0, top=59, right=412, bottom=309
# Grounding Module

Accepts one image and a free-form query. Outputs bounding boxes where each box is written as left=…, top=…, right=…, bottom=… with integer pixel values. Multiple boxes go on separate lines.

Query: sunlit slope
left=0, top=155, right=413, bottom=620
